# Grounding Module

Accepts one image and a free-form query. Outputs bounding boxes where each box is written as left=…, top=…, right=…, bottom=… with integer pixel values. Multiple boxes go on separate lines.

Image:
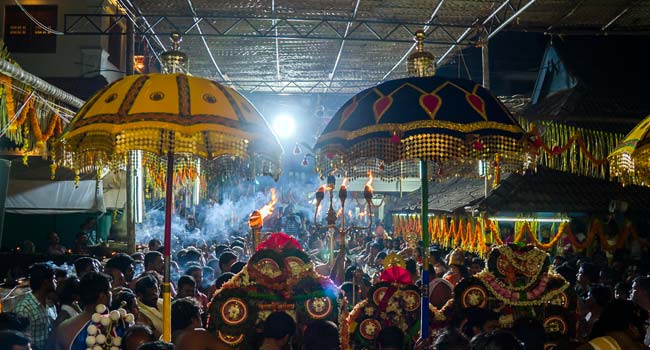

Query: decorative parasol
left=608, top=115, right=650, bottom=186
left=313, top=30, right=526, bottom=338
left=57, top=34, right=282, bottom=342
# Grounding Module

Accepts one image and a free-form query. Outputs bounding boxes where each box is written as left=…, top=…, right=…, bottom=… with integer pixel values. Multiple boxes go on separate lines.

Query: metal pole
left=0, top=58, right=84, bottom=108
left=125, top=20, right=136, bottom=253
left=162, top=132, right=174, bottom=342
left=420, top=159, right=430, bottom=338
left=481, top=37, right=490, bottom=89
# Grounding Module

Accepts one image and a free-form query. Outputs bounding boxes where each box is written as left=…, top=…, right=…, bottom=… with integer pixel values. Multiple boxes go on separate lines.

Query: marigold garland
left=393, top=214, right=641, bottom=253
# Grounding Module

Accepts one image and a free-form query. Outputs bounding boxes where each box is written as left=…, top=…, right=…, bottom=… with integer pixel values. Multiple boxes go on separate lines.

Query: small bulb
left=95, top=304, right=107, bottom=314
left=109, top=310, right=120, bottom=321
left=95, top=334, right=106, bottom=345
left=91, top=313, right=101, bottom=323
left=100, top=316, right=111, bottom=327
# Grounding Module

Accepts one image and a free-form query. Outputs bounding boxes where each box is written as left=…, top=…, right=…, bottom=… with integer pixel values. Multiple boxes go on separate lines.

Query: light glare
left=272, top=115, right=296, bottom=138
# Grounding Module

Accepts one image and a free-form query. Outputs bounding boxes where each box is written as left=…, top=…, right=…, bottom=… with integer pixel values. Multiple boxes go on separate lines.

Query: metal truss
left=64, top=14, right=472, bottom=45
left=221, top=79, right=375, bottom=94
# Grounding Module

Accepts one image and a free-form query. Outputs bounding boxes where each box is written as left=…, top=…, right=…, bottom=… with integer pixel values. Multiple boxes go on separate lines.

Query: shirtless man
left=52, top=272, right=113, bottom=350
left=171, top=298, right=229, bottom=350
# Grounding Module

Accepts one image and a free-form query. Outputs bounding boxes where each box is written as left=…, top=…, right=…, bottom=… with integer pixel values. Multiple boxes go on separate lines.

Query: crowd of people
left=2, top=212, right=650, bottom=350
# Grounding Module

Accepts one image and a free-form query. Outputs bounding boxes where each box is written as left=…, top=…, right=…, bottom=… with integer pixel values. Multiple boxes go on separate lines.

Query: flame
left=337, top=208, right=343, bottom=218
left=259, top=188, right=278, bottom=220
left=365, top=171, right=373, bottom=190
left=348, top=210, right=353, bottom=218
left=341, top=177, right=348, bottom=188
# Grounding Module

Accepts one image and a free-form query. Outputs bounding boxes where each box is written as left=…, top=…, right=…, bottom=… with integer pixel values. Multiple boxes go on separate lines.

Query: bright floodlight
left=272, top=115, right=296, bottom=138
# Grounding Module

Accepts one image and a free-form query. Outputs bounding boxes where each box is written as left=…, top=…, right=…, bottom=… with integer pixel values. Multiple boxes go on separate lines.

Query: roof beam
left=601, top=0, right=642, bottom=31
left=63, top=14, right=467, bottom=45
left=186, top=0, right=227, bottom=81
left=327, top=0, right=362, bottom=87
left=377, top=0, right=448, bottom=83
left=547, top=0, right=587, bottom=31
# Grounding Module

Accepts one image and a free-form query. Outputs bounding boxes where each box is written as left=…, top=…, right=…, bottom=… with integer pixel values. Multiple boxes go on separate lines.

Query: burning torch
left=338, top=177, right=348, bottom=249
left=249, top=188, right=277, bottom=251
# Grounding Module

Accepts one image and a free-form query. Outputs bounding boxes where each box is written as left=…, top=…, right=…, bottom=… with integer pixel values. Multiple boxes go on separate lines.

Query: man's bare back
left=52, top=313, right=92, bottom=350
left=174, top=328, right=231, bottom=350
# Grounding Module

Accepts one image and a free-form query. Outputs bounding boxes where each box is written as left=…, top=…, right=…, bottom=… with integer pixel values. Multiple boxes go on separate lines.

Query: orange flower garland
left=393, top=214, right=642, bottom=253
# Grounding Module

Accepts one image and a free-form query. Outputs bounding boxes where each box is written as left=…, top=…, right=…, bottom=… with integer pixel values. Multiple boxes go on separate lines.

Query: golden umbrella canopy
left=58, top=72, right=282, bottom=178
left=608, top=115, right=650, bottom=186
left=57, top=34, right=282, bottom=342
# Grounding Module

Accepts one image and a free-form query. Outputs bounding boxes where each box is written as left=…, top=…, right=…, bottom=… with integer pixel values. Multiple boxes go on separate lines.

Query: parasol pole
left=420, top=159, right=430, bottom=338
left=162, top=131, right=174, bottom=342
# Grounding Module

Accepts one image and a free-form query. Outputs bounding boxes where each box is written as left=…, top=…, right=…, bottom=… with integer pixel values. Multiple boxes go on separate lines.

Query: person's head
left=219, top=252, right=237, bottom=273
left=512, top=317, right=545, bottom=350
left=79, top=272, right=112, bottom=308
left=593, top=299, right=648, bottom=342
left=369, top=242, right=381, bottom=256
left=586, top=285, right=613, bottom=312
left=47, top=232, right=59, bottom=245
left=433, top=327, right=469, bottom=350
left=469, top=330, right=524, bottom=350
left=376, top=326, right=404, bottom=350
left=171, top=298, right=201, bottom=332
left=57, top=277, right=81, bottom=306
left=230, top=261, right=246, bottom=274
left=148, top=239, right=162, bottom=252
left=302, top=320, right=338, bottom=350
left=552, top=255, right=566, bottom=269
left=106, top=253, right=135, bottom=282
left=214, top=272, right=234, bottom=290
left=28, top=263, right=56, bottom=294
left=374, top=251, right=387, bottom=267
left=0, top=313, right=29, bottom=333
left=122, top=325, right=154, bottom=350
left=176, top=275, right=197, bottom=299
left=111, top=290, right=138, bottom=317
left=74, top=257, right=100, bottom=279
left=185, top=266, right=202, bottom=287
left=202, top=266, right=214, bottom=284
left=262, top=312, right=295, bottom=346
left=135, top=275, right=160, bottom=308
left=136, top=340, right=174, bottom=350
left=461, top=307, right=500, bottom=338
left=469, top=257, right=484, bottom=275
left=555, top=263, right=577, bottom=287
left=0, top=330, right=31, bottom=350
left=630, top=276, right=650, bottom=309
left=75, top=232, right=88, bottom=245
left=577, top=262, right=599, bottom=287
left=144, top=252, right=163, bottom=273
left=214, top=244, right=229, bottom=259
left=615, top=282, right=630, bottom=300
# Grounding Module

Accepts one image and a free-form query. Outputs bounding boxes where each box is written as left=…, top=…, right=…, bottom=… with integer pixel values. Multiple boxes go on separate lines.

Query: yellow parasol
left=57, top=34, right=282, bottom=342
left=608, top=115, right=650, bottom=185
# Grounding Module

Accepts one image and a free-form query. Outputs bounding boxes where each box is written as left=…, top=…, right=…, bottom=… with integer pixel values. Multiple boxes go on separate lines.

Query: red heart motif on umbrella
left=339, top=100, right=359, bottom=128
left=373, top=95, right=393, bottom=123
left=419, top=93, right=442, bottom=119
left=466, top=93, right=487, bottom=120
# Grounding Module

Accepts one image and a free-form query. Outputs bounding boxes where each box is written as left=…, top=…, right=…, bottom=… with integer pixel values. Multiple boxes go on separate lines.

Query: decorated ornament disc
left=359, top=319, right=382, bottom=340
left=220, top=298, right=248, bottom=326
left=218, top=330, right=245, bottom=346
left=372, top=287, right=389, bottom=306
left=403, top=290, right=421, bottom=311
left=305, top=297, right=333, bottom=319
left=461, top=285, right=488, bottom=308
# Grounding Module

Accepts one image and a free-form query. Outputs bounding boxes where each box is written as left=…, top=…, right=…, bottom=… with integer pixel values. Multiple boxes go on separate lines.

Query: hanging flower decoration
left=84, top=304, right=134, bottom=350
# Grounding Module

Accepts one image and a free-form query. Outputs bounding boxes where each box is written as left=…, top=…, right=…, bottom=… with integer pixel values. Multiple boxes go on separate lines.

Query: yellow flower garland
left=393, top=214, right=641, bottom=254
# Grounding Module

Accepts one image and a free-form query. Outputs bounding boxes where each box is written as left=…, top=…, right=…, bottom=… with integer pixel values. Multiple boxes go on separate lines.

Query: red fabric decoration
left=326, top=151, right=335, bottom=160
left=473, top=140, right=484, bottom=151
left=420, top=94, right=442, bottom=118
left=380, top=266, right=413, bottom=284
left=390, top=133, right=401, bottom=144
left=256, top=232, right=303, bottom=252
left=552, top=146, right=562, bottom=155
left=373, top=96, right=393, bottom=122
left=532, top=138, right=543, bottom=148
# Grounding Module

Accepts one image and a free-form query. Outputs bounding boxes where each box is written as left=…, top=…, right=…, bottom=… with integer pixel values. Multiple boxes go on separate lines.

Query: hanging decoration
left=392, top=214, right=641, bottom=253
left=608, top=115, right=650, bottom=186
left=519, top=119, right=621, bottom=178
